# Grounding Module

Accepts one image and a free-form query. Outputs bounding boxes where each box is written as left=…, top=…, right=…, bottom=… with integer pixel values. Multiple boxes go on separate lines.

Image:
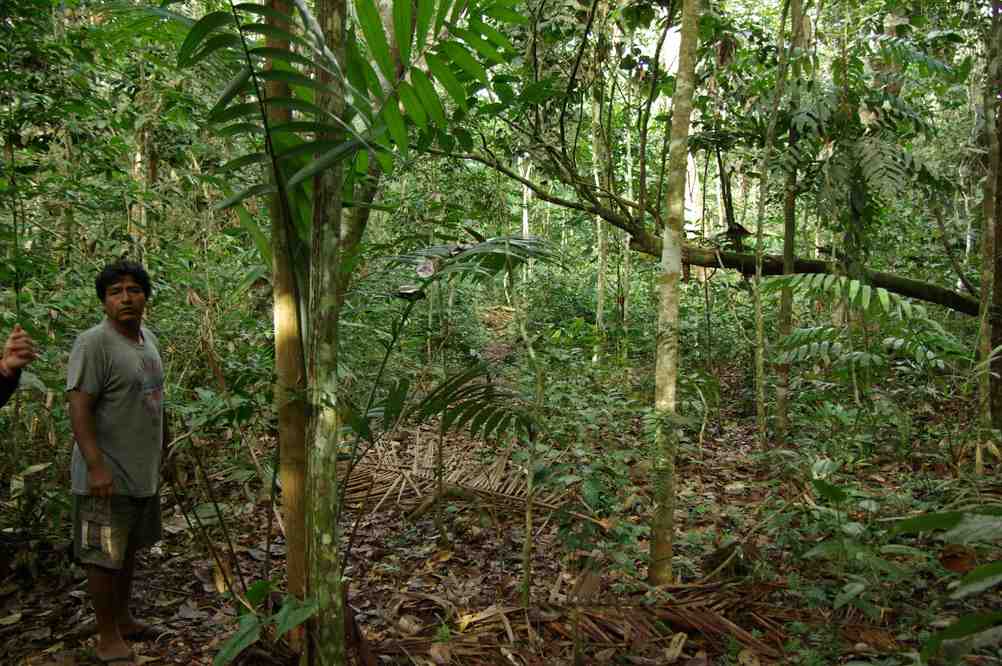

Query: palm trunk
left=266, top=0, right=310, bottom=652
left=649, top=0, right=699, bottom=586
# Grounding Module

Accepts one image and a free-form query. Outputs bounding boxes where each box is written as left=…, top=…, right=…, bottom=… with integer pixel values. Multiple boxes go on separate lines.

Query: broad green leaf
left=834, top=581, right=866, bottom=609
left=275, top=139, right=341, bottom=162
left=210, top=101, right=261, bottom=125
left=877, top=288, right=890, bottom=313
left=233, top=2, right=295, bottom=24
left=879, top=544, right=928, bottom=558
left=248, top=46, right=327, bottom=72
left=272, top=595, right=320, bottom=636
left=188, top=33, right=242, bottom=65
left=484, top=3, right=528, bottom=24
left=812, top=478, right=848, bottom=504
left=415, top=0, right=435, bottom=52
left=215, top=183, right=277, bottom=210
left=218, top=153, right=269, bottom=173
left=382, top=378, right=410, bottom=429
left=235, top=204, right=272, bottom=266
left=410, top=69, right=447, bottom=125
left=482, top=409, right=509, bottom=438
left=434, top=0, right=454, bottom=34
left=393, top=0, right=413, bottom=67
left=922, top=612, right=1002, bottom=661
left=354, top=0, right=395, bottom=83
left=848, top=279, right=860, bottom=305
left=244, top=579, right=274, bottom=610
left=212, top=614, right=261, bottom=666
left=374, top=150, right=394, bottom=173
left=396, top=82, right=427, bottom=129
left=944, top=513, right=1002, bottom=544
left=286, top=138, right=367, bottom=188
left=262, top=96, right=330, bottom=117
left=345, top=33, right=370, bottom=98
left=241, top=23, right=315, bottom=52
left=381, top=94, right=409, bottom=153
left=860, top=285, right=872, bottom=312
left=209, top=67, right=253, bottom=118
left=439, top=40, right=487, bottom=83
left=425, top=55, right=467, bottom=110
left=257, top=69, right=333, bottom=92
left=217, top=122, right=265, bottom=138
left=892, top=511, right=965, bottom=535
left=951, top=561, right=1002, bottom=600
left=178, top=11, right=232, bottom=66
left=270, top=120, right=345, bottom=136
left=470, top=18, right=516, bottom=53
left=454, top=27, right=504, bottom=64
left=804, top=538, right=845, bottom=560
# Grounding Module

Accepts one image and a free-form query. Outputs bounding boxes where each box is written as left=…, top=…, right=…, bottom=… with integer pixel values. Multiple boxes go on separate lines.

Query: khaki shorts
left=73, top=494, right=161, bottom=570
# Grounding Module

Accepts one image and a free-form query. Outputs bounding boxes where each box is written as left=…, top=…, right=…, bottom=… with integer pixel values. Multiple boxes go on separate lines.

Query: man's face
left=102, top=275, right=147, bottom=325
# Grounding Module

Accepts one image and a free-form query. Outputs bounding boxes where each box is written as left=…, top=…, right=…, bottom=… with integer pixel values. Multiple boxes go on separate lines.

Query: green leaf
left=471, top=18, right=516, bottom=53
left=210, top=101, right=261, bottom=125
left=340, top=401, right=372, bottom=441
left=382, top=378, right=410, bottom=430
left=218, top=153, right=269, bottom=173
left=257, top=69, right=333, bottom=92
left=396, top=82, right=427, bottom=129
left=439, top=40, right=487, bottom=83
left=217, top=122, right=265, bottom=138
left=212, top=614, right=261, bottom=666
left=409, top=69, right=447, bottom=125
left=415, top=0, right=435, bottom=52
left=484, top=3, right=528, bottom=24
left=877, top=288, right=890, bottom=313
left=233, top=2, right=295, bottom=24
left=270, top=120, right=345, bottom=136
left=393, top=0, right=413, bottom=67
left=244, top=579, right=274, bottom=610
left=922, top=612, right=1002, bottom=661
left=425, top=54, right=467, bottom=110
left=834, top=581, right=866, bottom=609
left=892, top=511, right=965, bottom=535
left=860, top=284, right=872, bottom=312
left=354, top=0, right=395, bottom=82
left=248, top=46, right=326, bottom=71
left=804, top=538, right=846, bottom=560
left=241, top=23, right=314, bottom=52
left=235, top=204, right=273, bottom=265
left=434, top=0, right=454, bottom=34
left=381, top=94, right=409, bottom=153
left=345, top=33, right=370, bottom=98
left=209, top=67, right=253, bottom=119
left=215, top=183, right=277, bottom=210
left=951, top=561, right=1002, bottom=600
left=272, top=595, right=320, bottom=636
left=179, top=11, right=232, bottom=67
left=943, top=513, right=1002, bottom=544
left=454, top=27, right=504, bottom=64
left=811, top=478, right=848, bottom=504
left=286, top=138, right=367, bottom=188
left=188, top=33, right=242, bottom=65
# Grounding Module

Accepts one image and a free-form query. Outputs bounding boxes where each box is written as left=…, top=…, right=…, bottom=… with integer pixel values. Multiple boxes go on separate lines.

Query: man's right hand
left=87, top=462, right=114, bottom=497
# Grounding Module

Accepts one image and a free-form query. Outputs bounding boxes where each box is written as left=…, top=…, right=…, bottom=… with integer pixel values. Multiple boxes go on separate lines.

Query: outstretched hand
left=0, top=325, right=38, bottom=376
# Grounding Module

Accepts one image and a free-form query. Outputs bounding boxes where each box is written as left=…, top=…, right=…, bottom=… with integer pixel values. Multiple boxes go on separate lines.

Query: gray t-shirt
left=67, top=320, right=164, bottom=497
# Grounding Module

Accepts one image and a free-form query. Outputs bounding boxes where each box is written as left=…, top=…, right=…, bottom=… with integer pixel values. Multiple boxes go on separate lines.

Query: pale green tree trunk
left=775, top=0, right=803, bottom=446
left=591, top=1, right=609, bottom=356
left=649, top=0, right=699, bottom=586
left=306, top=0, right=349, bottom=661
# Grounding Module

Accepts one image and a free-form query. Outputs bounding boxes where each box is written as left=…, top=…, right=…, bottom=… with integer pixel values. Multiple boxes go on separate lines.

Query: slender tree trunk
left=591, top=1, right=610, bottom=354
left=649, top=0, right=699, bottom=587
left=306, top=0, right=349, bottom=661
left=980, top=8, right=1001, bottom=474
left=752, top=0, right=791, bottom=448
left=266, top=0, right=309, bottom=652
left=776, top=0, right=803, bottom=446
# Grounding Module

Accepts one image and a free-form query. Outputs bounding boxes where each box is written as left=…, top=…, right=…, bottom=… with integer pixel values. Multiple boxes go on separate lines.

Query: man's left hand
left=1, top=325, right=38, bottom=376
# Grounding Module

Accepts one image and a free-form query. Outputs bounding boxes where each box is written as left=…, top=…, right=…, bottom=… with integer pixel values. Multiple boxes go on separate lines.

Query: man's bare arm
left=68, top=390, right=113, bottom=496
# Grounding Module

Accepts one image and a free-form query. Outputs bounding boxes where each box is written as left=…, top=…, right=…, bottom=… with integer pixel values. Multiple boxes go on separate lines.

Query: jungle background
left=2, top=0, right=1002, bottom=664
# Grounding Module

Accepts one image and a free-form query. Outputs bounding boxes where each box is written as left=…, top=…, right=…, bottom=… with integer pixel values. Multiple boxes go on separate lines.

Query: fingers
left=3, top=325, right=38, bottom=371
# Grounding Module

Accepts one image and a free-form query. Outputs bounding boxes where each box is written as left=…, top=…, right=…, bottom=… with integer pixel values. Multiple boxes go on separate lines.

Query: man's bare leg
left=88, top=565, right=134, bottom=663
left=113, top=544, right=145, bottom=636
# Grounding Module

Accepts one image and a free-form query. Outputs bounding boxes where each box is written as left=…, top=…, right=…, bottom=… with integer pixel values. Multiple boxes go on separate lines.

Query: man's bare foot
left=95, top=640, right=135, bottom=665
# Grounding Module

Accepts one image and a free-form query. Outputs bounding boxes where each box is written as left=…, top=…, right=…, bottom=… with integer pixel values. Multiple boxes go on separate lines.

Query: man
left=0, top=324, right=37, bottom=407
left=67, top=260, right=166, bottom=666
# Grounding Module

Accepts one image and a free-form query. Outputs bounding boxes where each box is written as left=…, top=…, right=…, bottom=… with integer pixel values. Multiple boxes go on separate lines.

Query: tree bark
left=649, top=0, right=698, bottom=586
left=266, top=0, right=309, bottom=651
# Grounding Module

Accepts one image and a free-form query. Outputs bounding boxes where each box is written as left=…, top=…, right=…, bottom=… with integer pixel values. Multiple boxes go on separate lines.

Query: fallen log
left=627, top=230, right=980, bottom=317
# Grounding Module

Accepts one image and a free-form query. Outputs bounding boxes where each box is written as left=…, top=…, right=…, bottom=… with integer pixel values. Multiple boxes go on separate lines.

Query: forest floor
left=6, top=367, right=1002, bottom=666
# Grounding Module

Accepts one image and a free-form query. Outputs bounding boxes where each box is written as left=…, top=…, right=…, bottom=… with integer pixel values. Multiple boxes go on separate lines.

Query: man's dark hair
left=95, top=259, right=152, bottom=302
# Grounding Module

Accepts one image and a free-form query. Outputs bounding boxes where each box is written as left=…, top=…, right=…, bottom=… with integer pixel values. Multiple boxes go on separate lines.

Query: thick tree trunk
left=649, top=0, right=698, bottom=587
left=266, top=0, right=309, bottom=651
